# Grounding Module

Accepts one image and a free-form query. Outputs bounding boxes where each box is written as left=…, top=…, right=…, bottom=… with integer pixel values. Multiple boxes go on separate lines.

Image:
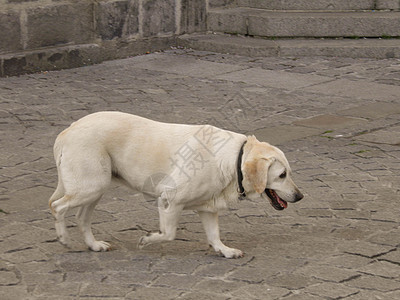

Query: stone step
left=177, top=33, right=400, bottom=59
left=236, top=0, right=399, bottom=11
left=208, top=8, right=400, bottom=38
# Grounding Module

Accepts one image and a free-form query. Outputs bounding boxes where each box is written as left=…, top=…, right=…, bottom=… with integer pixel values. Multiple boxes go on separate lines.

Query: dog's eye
left=279, top=171, right=287, bottom=179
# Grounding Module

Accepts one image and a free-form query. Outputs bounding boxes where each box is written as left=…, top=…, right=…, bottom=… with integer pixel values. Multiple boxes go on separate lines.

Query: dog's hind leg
left=51, top=190, right=107, bottom=249
left=49, top=180, right=64, bottom=211
left=50, top=145, right=112, bottom=249
left=50, top=195, right=72, bottom=246
left=76, top=198, right=110, bottom=251
left=49, top=178, right=68, bottom=244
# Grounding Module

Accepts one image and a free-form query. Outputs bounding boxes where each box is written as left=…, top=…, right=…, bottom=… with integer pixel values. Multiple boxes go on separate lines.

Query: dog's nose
left=294, top=191, right=304, bottom=202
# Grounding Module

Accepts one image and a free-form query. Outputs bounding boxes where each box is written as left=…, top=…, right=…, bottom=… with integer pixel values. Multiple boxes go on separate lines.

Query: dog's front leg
left=138, top=204, right=183, bottom=248
left=198, top=211, right=243, bottom=259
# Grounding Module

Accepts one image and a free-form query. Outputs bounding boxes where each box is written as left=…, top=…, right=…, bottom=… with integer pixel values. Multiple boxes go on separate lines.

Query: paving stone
left=79, top=283, right=133, bottom=298
left=367, top=231, right=400, bottom=247
left=231, top=283, right=290, bottom=299
left=0, top=286, right=31, bottom=300
left=303, top=282, right=360, bottom=299
left=31, top=282, right=81, bottom=298
left=355, top=129, right=400, bottom=145
left=382, top=290, right=400, bottom=300
left=303, top=78, right=400, bottom=101
left=193, top=278, right=240, bottom=294
left=152, top=273, right=201, bottom=289
left=294, top=265, right=360, bottom=283
left=338, top=240, right=395, bottom=258
left=2, top=247, right=50, bottom=264
left=227, top=266, right=272, bottom=284
left=379, top=249, right=400, bottom=265
left=324, top=254, right=372, bottom=269
left=128, top=53, right=245, bottom=77
left=215, top=67, right=331, bottom=90
left=193, top=261, right=236, bottom=277
left=331, top=226, right=375, bottom=241
left=344, top=290, right=394, bottom=300
left=359, top=261, right=400, bottom=279
left=266, top=274, right=322, bottom=290
left=178, top=291, right=228, bottom=300
left=103, top=270, right=157, bottom=286
left=333, top=209, right=371, bottom=220
left=293, top=114, right=368, bottom=130
left=125, top=286, right=181, bottom=300
left=345, top=274, right=400, bottom=292
left=151, top=257, right=204, bottom=274
left=297, top=208, right=333, bottom=218
left=0, top=270, right=19, bottom=285
left=338, top=102, right=400, bottom=120
left=22, top=271, right=64, bottom=286
left=252, top=125, right=323, bottom=146
left=284, top=293, right=326, bottom=300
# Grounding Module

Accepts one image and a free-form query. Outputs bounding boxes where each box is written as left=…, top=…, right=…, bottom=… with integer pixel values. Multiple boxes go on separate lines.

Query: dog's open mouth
left=265, top=189, right=287, bottom=211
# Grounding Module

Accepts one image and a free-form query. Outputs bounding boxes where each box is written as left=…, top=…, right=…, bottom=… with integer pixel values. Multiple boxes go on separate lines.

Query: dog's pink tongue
left=278, top=198, right=288, bottom=208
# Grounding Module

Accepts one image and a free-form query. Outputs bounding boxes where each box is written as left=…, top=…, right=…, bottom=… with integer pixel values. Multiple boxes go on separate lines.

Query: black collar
left=237, top=141, right=247, bottom=199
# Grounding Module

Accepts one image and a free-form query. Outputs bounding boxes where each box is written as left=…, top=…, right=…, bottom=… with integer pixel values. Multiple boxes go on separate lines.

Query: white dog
left=49, top=112, right=303, bottom=258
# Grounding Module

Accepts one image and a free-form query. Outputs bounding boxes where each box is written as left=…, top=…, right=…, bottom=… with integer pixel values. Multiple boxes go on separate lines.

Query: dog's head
left=242, top=136, right=303, bottom=210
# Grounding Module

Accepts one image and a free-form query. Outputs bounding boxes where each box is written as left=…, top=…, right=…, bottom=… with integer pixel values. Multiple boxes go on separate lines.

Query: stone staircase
left=178, top=0, right=400, bottom=58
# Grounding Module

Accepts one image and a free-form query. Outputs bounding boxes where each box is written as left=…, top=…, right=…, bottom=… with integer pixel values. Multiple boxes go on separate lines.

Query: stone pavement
left=0, top=49, right=400, bottom=299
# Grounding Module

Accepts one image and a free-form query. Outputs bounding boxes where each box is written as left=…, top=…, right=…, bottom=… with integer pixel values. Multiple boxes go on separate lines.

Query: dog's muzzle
left=265, top=189, right=303, bottom=211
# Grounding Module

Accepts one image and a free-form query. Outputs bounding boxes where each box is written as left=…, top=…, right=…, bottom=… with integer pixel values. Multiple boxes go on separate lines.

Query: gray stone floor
left=1, top=49, right=399, bottom=299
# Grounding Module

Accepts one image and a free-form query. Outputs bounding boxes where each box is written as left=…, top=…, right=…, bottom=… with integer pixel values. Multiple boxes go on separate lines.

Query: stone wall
left=0, top=0, right=207, bottom=76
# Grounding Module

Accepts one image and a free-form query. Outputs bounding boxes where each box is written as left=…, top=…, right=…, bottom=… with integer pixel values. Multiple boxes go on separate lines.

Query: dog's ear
left=243, top=157, right=275, bottom=194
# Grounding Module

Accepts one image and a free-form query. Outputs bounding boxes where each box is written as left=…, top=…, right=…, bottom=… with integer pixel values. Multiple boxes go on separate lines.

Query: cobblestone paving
left=1, top=49, right=399, bottom=299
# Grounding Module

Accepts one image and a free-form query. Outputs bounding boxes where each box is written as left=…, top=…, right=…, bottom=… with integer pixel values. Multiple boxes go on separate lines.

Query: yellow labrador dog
left=49, top=111, right=303, bottom=258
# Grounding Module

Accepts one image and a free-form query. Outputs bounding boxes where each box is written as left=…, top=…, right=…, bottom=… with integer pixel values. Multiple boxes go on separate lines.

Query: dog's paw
left=137, top=236, right=148, bottom=249
left=58, top=235, right=71, bottom=247
left=219, top=247, right=244, bottom=259
left=89, top=241, right=111, bottom=252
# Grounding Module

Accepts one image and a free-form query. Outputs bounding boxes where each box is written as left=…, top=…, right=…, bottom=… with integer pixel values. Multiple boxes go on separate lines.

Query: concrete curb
left=235, top=0, right=400, bottom=11
left=0, top=37, right=177, bottom=77
left=208, top=8, right=400, bottom=38
left=178, top=33, right=400, bottom=58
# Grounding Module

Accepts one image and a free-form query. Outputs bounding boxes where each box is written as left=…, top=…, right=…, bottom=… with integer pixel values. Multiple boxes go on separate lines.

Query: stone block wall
left=0, top=0, right=207, bottom=76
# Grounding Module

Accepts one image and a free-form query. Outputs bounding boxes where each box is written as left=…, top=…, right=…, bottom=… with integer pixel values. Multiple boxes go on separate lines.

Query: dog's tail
left=49, top=138, right=65, bottom=215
